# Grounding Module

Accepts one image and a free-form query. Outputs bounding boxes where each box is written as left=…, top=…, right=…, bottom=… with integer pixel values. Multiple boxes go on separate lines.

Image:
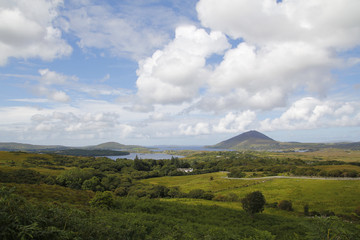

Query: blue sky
left=0, top=0, right=360, bottom=146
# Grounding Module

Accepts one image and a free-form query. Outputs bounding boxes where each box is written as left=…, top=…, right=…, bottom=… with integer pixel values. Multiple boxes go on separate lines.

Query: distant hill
left=0, top=142, right=67, bottom=151
left=87, top=142, right=126, bottom=150
left=86, top=142, right=149, bottom=152
left=211, top=130, right=279, bottom=150
left=0, top=141, right=149, bottom=153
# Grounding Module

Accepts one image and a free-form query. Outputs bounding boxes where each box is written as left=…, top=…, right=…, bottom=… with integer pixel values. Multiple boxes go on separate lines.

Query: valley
left=1, top=131, right=360, bottom=239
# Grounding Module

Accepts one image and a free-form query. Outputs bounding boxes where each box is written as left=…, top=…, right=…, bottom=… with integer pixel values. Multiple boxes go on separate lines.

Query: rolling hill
left=0, top=141, right=149, bottom=153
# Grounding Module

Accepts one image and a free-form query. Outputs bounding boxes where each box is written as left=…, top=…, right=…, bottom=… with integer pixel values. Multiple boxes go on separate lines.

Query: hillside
left=211, top=130, right=279, bottom=150
left=0, top=142, right=67, bottom=151
left=0, top=141, right=149, bottom=153
left=86, top=142, right=149, bottom=152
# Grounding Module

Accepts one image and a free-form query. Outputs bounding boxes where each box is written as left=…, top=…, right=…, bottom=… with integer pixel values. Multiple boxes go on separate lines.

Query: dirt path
left=225, top=176, right=360, bottom=181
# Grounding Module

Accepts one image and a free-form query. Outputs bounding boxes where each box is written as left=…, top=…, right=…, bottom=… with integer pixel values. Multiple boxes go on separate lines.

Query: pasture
left=141, top=172, right=360, bottom=215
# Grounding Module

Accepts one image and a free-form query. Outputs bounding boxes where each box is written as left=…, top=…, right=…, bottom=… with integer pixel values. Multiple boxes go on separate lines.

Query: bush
left=304, top=204, right=309, bottom=216
left=241, top=191, right=266, bottom=214
left=114, top=187, right=128, bottom=197
left=167, top=187, right=182, bottom=198
left=227, top=168, right=246, bottom=178
left=187, top=189, right=214, bottom=200
left=278, top=200, right=293, bottom=211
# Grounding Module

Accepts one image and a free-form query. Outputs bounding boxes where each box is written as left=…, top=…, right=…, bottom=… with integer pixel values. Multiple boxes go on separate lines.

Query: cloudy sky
left=1, top=0, right=360, bottom=146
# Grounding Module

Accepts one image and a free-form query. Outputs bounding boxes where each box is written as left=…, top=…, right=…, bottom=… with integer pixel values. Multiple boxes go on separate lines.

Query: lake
left=107, top=145, right=231, bottom=160
left=107, top=152, right=185, bottom=160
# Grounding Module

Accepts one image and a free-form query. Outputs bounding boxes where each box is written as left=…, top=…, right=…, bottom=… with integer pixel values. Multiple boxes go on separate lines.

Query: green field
left=268, top=149, right=360, bottom=162
left=141, top=172, right=360, bottom=215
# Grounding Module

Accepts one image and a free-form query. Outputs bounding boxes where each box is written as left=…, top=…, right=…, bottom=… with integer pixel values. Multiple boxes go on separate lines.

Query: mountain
left=211, top=130, right=279, bottom=150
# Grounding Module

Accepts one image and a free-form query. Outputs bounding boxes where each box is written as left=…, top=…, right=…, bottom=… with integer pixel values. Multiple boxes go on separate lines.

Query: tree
left=89, top=191, right=114, bottom=209
left=241, top=191, right=266, bottom=214
left=82, top=176, right=103, bottom=191
left=56, top=168, right=94, bottom=189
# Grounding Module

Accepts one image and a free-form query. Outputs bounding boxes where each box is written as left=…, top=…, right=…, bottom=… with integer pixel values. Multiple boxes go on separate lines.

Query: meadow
left=142, top=172, right=360, bottom=215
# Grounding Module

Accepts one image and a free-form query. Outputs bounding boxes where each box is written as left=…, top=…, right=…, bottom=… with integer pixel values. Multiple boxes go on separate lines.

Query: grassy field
left=267, top=149, right=360, bottom=162
left=141, top=172, right=360, bottom=215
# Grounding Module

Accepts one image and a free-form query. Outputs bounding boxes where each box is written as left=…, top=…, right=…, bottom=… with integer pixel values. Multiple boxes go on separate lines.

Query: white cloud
left=179, top=122, right=210, bottom=136
left=62, top=1, right=193, bottom=60
left=187, top=0, right=360, bottom=112
left=32, top=69, right=76, bottom=103
left=260, top=97, right=360, bottom=131
left=213, top=111, right=256, bottom=133
left=136, top=25, right=229, bottom=105
left=39, top=68, right=78, bottom=85
left=196, top=0, right=360, bottom=49
left=50, top=90, right=70, bottom=103
left=30, top=111, right=133, bottom=139
left=0, top=0, right=72, bottom=65
left=132, top=0, right=360, bottom=114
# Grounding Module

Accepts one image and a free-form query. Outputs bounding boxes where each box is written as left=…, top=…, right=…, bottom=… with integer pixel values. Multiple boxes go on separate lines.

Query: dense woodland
left=1, top=150, right=360, bottom=239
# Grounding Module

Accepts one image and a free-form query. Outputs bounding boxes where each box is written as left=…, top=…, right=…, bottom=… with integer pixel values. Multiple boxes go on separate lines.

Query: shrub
left=187, top=189, right=214, bottom=200
left=278, top=200, right=293, bottom=211
left=167, top=187, right=182, bottom=198
left=227, top=168, right=246, bottom=178
left=304, top=204, right=309, bottom=216
left=114, top=187, right=127, bottom=197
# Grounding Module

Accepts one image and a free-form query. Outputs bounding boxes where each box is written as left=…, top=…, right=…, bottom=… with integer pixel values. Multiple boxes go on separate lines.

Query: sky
left=0, top=0, right=360, bottom=146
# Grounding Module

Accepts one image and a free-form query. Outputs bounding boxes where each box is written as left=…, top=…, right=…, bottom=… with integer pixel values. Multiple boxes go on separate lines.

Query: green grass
left=268, top=149, right=360, bottom=162
left=312, top=164, right=360, bottom=171
left=142, top=172, right=264, bottom=193
left=141, top=172, right=360, bottom=215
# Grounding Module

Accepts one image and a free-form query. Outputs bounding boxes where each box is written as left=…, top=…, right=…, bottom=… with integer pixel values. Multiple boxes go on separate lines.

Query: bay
left=107, top=152, right=184, bottom=160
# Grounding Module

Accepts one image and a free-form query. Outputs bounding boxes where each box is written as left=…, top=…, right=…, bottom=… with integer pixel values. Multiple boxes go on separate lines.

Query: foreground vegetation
left=1, top=149, right=360, bottom=239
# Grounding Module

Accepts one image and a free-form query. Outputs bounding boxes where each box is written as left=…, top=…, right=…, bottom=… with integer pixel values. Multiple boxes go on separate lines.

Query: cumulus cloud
left=179, top=122, right=210, bottom=136
left=135, top=0, right=360, bottom=113
left=213, top=111, right=256, bottom=133
left=196, top=41, right=336, bottom=112
left=38, top=68, right=78, bottom=85
left=0, top=0, right=72, bottom=65
left=260, top=97, right=360, bottom=131
left=136, top=25, right=229, bottom=105
left=196, top=0, right=360, bottom=49
left=178, top=110, right=256, bottom=136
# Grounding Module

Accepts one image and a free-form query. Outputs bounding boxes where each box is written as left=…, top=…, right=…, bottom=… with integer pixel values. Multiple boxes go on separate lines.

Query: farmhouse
left=177, top=168, right=194, bottom=173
